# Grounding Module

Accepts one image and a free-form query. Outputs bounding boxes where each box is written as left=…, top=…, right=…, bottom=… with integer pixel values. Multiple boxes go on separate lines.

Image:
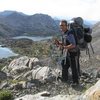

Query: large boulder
left=2, top=56, right=39, bottom=76
left=81, top=79, right=100, bottom=100
left=14, top=91, right=79, bottom=100
left=32, top=66, right=53, bottom=82
left=15, top=91, right=50, bottom=100
left=0, top=71, right=7, bottom=80
left=2, top=56, right=58, bottom=82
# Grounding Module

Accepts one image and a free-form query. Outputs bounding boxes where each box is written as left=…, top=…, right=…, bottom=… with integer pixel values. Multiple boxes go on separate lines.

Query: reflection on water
left=0, top=46, right=18, bottom=59
left=13, top=36, right=52, bottom=41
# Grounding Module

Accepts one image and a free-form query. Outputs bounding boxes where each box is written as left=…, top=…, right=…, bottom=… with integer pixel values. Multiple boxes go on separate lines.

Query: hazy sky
left=0, top=0, right=100, bottom=21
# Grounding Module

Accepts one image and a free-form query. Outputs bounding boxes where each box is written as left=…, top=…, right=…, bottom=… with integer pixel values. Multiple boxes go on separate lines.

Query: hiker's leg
left=61, top=57, right=70, bottom=81
left=77, top=50, right=81, bottom=76
left=70, top=53, right=79, bottom=84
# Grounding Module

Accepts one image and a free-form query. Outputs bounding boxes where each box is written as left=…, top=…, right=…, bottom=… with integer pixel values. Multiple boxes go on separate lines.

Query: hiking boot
left=71, top=83, right=78, bottom=86
left=71, top=81, right=79, bottom=87
left=61, top=78, right=68, bottom=82
left=57, top=76, right=68, bottom=82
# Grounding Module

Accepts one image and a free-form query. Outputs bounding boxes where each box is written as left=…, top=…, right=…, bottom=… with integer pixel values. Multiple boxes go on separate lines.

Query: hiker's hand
left=54, top=39, right=60, bottom=46
left=58, top=44, right=63, bottom=50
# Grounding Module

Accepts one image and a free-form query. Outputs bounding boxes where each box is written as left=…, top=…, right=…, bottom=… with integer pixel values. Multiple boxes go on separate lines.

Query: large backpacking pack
left=68, top=17, right=94, bottom=57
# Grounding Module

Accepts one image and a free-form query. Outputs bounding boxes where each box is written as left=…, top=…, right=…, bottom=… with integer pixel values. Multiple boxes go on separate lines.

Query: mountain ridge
left=0, top=10, right=99, bottom=38
left=0, top=11, right=60, bottom=37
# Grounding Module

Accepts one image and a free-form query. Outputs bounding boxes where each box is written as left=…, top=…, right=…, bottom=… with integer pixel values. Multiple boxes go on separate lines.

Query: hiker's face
left=59, top=22, right=68, bottom=33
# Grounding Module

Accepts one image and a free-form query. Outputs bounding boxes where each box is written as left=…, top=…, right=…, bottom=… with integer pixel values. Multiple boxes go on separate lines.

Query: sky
left=0, top=0, right=100, bottom=21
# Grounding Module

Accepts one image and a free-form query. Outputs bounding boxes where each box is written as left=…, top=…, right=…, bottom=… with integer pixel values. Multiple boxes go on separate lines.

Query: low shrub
left=0, top=90, right=13, bottom=100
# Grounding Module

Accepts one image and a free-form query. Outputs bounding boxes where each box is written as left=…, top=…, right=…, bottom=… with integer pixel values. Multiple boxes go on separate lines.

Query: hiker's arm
left=63, top=33, right=76, bottom=50
left=63, top=44, right=76, bottom=50
left=54, top=38, right=76, bottom=49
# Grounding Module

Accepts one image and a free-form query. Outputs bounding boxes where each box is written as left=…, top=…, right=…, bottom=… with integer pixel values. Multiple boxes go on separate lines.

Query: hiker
left=54, top=20, right=80, bottom=85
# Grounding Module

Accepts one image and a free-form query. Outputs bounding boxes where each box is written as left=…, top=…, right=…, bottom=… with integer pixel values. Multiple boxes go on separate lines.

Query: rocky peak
left=0, top=11, right=60, bottom=37
left=0, top=10, right=26, bottom=17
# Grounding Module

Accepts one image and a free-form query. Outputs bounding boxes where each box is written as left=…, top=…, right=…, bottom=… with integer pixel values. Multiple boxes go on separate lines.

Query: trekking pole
left=90, top=42, right=94, bottom=54
left=86, top=44, right=91, bottom=59
left=86, top=42, right=94, bottom=59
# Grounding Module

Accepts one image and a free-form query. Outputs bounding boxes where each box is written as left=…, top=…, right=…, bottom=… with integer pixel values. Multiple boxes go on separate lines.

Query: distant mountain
left=0, top=11, right=60, bottom=37
left=83, top=20, right=98, bottom=27
left=0, top=10, right=27, bottom=17
left=92, top=21, right=100, bottom=37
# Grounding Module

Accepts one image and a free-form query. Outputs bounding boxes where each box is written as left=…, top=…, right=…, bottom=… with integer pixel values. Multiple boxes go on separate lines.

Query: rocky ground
left=0, top=52, right=100, bottom=100
left=0, top=34, right=100, bottom=100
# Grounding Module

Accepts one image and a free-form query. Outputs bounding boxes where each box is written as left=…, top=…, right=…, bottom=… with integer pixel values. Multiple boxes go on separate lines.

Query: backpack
left=69, top=17, right=92, bottom=51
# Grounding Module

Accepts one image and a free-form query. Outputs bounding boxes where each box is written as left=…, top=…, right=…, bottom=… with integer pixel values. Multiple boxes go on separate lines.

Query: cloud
left=0, top=0, right=100, bottom=21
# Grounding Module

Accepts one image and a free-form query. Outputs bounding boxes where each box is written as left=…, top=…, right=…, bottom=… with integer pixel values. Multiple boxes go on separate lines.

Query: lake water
left=13, top=36, right=52, bottom=41
left=0, top=45, right=18, bottom=59
left=0, top=36, right=52, bottom=59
